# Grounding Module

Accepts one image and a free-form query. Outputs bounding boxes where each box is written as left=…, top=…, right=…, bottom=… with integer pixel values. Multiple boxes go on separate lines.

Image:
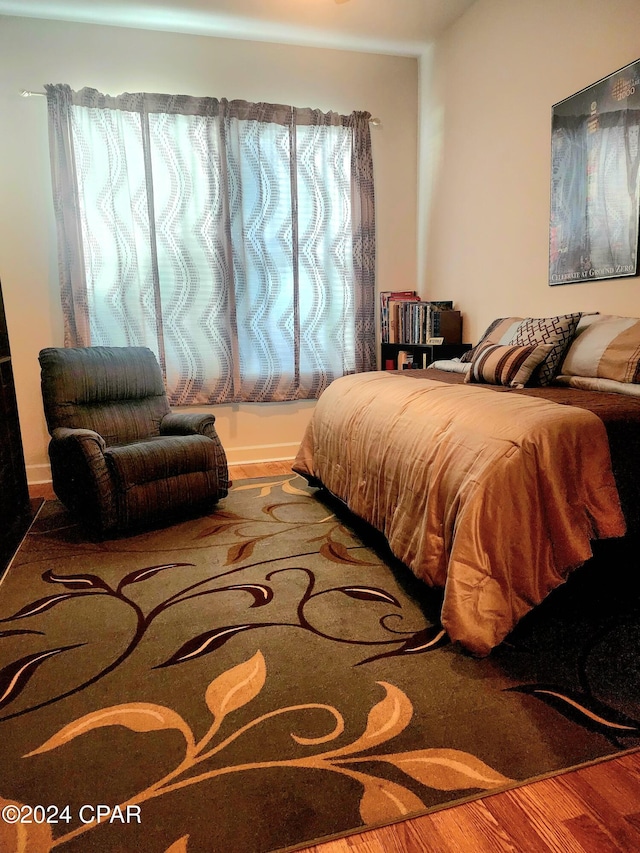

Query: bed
left=293, top=313, right=640, bottom=656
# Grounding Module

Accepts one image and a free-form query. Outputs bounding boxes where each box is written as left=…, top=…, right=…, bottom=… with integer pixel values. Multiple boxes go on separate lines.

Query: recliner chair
left=39, top=346, right=229, bottom=535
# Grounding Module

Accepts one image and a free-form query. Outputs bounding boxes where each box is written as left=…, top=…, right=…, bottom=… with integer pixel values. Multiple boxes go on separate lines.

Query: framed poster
left=549, top=58, right=640, bottom=285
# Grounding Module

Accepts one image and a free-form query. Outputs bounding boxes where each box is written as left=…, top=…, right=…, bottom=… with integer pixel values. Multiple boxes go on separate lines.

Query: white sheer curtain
left=46, top=86, right=376, bottom=404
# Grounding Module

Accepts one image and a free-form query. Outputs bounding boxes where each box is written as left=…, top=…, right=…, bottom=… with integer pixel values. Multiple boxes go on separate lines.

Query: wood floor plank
left=304, top=838, right=353, bottom=853
left=483, top=788, right=560, bottom=853
left=570, top=754, right=640, bottom=813
left=411, top=800, right=520, bottom=853
left=27, top=482, right=56, bottom=500
left=625, top=812, right=640, bottom=835
left=557, top=765, right=640, bottom=851
left=354, top=820, right=440, bottom=853
left=509, top=776, right=588, bottom=821
left=619, top=751, right=640, bottom=774
left=343, top=837, right=388, bottom=853
left=230, top=461, right=294, bottom=479
left=479, top=781, right=600, bottom=853
left=564, top=814, right=625, bottom=853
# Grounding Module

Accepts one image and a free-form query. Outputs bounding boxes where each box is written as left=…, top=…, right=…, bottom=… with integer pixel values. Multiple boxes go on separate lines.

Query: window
left=47, top=86, right=376, bottom=404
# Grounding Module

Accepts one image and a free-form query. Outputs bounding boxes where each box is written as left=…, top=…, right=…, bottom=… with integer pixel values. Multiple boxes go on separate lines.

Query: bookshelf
left=379, top=290, right=470, bottom=370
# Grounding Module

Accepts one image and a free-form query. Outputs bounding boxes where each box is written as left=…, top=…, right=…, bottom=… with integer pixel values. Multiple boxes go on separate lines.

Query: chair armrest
left=160, top=412, right=217, bottom=437
left=48, top=428, right=115, bottom=534
left=160, top=412, right=230, bottom=493
left=51, top=427, right=106, bottom=450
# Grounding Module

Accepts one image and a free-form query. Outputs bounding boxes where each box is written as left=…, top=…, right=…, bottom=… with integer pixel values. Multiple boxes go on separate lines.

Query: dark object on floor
left=39, top=346, right=229, bottom=535
left=0, top=279, right=35, bottom=575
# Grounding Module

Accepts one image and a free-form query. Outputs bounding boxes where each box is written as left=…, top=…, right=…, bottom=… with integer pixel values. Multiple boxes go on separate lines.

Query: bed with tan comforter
left=293, top=369, right=638, bottom=656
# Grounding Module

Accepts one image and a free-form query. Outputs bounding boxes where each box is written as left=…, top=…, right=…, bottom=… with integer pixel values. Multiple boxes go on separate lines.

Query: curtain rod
left=19, top=89, right=381, bottom=123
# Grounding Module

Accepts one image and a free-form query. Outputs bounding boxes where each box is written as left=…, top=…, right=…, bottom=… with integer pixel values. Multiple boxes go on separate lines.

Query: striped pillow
left=465, top=341, right=554, bottom=388
left=559, top=314, right=640, bottom=383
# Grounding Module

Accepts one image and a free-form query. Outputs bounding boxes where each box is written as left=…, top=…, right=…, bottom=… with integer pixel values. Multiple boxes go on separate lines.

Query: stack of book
left=380, top=291, right=458, bottom=344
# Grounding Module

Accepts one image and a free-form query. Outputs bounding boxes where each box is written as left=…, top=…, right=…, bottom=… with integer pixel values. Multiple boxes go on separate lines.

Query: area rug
left=0, top=475, right=639, bottom=853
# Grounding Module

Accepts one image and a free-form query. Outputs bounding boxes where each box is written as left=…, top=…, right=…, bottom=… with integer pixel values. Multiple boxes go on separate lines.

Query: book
left=388, top=296, right=423, bottom=343
left=380, top=291, right=420, bottom=343
left=380, top=293, right=459, bottom=344
left=393, top=305, right=461, bottom=345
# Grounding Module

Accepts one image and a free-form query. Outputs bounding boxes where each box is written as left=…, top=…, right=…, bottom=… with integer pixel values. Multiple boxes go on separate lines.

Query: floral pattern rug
left=0, top=475, right=639, bottom=852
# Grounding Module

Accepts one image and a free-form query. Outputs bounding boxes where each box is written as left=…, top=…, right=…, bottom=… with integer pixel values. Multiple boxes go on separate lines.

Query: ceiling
left=0, top=0, right=477, bottom=56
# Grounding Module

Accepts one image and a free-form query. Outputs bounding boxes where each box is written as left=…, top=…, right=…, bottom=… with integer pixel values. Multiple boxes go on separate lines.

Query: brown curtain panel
left=45, top=85, right=376, bottom=404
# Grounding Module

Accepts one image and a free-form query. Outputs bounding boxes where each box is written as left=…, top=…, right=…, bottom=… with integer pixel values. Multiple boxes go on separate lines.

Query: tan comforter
left=293, top=372, right=626, bottom=655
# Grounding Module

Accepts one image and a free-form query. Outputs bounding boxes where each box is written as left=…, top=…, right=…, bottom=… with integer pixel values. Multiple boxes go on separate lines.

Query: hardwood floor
left=28, top=461, right=640, bottom=852
left=301, top=751, right=640, bottom=853
left=227, top=459, right=295, bottom=481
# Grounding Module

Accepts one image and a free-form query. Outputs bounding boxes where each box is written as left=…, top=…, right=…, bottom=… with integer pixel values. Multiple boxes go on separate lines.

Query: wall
left=424, top=0, right=640, bottom=344
left=0, top=14, right=418, bottom=482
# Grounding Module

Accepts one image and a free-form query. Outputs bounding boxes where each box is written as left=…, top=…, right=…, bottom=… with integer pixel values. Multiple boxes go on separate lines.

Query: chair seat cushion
left=105, top=435, right=219, bottom=490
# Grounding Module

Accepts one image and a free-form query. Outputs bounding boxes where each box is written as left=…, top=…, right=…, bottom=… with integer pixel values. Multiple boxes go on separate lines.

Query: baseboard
left=224, top=442, right=301, bottom=465
left=26, top=463, right=52, bottom=486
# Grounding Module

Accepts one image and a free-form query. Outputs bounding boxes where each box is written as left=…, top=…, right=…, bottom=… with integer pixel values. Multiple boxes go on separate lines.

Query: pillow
left=559, top=314, right=640, bottom=383
left=555, top=374, right=640, bottom=397
left=427, top=359, right=471, bottom=374
left=509, top=313, right=582, bottom=385
left=464, top=341, right=554, bottom=388
left=460, top=317, right=523, bottom=363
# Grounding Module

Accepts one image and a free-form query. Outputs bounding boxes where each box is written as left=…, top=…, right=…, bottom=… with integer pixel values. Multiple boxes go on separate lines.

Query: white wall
left=424, top=0, right=640, bottom=344
left=0, top=14, right=419, bottom=482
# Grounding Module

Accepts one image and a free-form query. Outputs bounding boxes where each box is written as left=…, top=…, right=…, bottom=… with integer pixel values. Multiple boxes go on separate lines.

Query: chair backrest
left=39, top=346, right=171, bottom=446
